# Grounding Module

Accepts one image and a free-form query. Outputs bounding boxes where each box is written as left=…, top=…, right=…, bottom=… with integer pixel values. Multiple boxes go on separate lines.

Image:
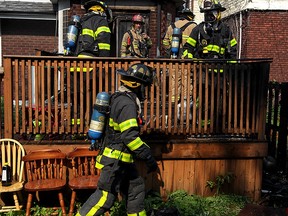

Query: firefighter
left=76, top=63, right=158, bottom=216
left=182, top=0, right=238, bottom=129
left=162, top=8, right=196, bottom=58
left=120, top=14, right=152, bottom=58
left=162, top=8, right=197, bottom=104
left=182, top=0, right=237, bottom=59
left=71, top=0, right=112, bottom=126
left=75, top=0, right=112, bottom=57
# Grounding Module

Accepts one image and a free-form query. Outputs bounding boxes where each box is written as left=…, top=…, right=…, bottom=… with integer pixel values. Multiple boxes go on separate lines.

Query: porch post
left=3, top=57, right=13, bottom=138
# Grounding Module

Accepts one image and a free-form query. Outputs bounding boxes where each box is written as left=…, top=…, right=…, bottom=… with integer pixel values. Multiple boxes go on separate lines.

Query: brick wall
left=148, top=11, right=157, bottom=57
left=2, top=19, right=57, bottom=56
left=241, top=11, right=288, bottom=82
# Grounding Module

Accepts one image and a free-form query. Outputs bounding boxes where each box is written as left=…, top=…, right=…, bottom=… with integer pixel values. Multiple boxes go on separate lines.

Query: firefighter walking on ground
left=120, top=14, right=152, bottom=58
left=75, top=0, right=112, bottom=57
left=76, top=63, right=158, bottom=216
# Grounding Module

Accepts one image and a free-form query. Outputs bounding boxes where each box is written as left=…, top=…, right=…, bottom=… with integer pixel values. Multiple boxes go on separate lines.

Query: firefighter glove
left=146, top=155, right=158, bottom=173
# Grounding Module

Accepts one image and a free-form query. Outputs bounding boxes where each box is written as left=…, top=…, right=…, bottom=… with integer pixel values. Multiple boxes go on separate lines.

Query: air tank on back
left=88, top=92, right=110, bottom=144
left=64, top=15, right=81, bottom=55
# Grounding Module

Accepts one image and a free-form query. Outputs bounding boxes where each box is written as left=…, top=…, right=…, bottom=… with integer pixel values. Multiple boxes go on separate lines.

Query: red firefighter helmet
left=132, top=14, right=145, bottom=24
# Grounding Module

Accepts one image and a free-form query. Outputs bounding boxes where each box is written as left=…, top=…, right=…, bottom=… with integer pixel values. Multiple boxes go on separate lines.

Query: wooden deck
left=2, top=56, right=272, bottom=201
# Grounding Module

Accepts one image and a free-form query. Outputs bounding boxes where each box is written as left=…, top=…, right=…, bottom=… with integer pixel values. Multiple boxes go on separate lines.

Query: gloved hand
left=146, top=155, right=158, bottom=173
left=89, top=140, right=100, bottom=151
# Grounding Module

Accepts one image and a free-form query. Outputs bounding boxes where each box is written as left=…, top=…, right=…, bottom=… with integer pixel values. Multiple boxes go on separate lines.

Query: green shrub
left=108, top=190, right=248, bottom=216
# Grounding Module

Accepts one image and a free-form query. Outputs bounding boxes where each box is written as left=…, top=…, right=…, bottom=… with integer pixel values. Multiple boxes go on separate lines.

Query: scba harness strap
left=101, top=91, right=144, bottom=148
left=127, top=30, right=148, bottom=58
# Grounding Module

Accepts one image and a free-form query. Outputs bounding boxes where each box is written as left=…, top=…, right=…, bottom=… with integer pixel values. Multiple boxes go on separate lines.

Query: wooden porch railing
left=3, top=56, right=271, bottom=140
left=266, top=82, right=288, bottom=170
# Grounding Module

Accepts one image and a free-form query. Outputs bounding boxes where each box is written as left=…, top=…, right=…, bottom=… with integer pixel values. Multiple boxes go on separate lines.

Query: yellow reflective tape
left=127, top=137, right=144, bottom=151
left=206, top=44, right=220, bottom=53
left=98, top=43, right=111, bottom=50
left=95, top=26, right=111, bottom=37
left=220, top=47, right=225, bottom=54
left=208, top=68, right=224, bottom=73
left=162, top=40, right=169, bottom=46
left=213, top=68, right=224, bottom=73
left=182, top=50, right=193, bottom=59
left=87, top=190, right=109, bottom=216
left=201, top=119, right=211, bottom=126
left=187, top=37, right=197, bottom=47
left=95, top=162, right=104, bottom=169
left=82, top=28, right=94, bottom=37
left=230, top=38, right=237, bottom=47
left=95, top=155, right=104, bottom=169
left=119, top=118, right=138, bottom=132
left=182, top=34, right=189, bottom=40
left=103, top=147, right=134, bottom=163
left=70, top=67, right=92, bottom=72
left=32, top=120, right=42, bottom=127
left=182, top=50, right=188, bottom=57
left=77, top=54, right=92, bottom=58
left=71, top=118, right=81, bottom=125
left=127, top=209, right=147, bottom=216
left=109, top=118, right=121, bottom=131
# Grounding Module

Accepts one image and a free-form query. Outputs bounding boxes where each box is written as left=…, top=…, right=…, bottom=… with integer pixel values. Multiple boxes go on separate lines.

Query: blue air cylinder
left=88, top=92, right=110, bottom=143
left=171, top=27, right=181, bottom=59
left=65, top=15, right=81, bottom=53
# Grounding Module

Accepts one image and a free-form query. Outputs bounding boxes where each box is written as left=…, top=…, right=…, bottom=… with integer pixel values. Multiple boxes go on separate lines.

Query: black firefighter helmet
left=117, top=63, right=156, bottom=88
left=200, top=0, right=226, bottom=13
left=178, top=8, right=195, bottom=20
left=82, top=0, right=113, bottom=22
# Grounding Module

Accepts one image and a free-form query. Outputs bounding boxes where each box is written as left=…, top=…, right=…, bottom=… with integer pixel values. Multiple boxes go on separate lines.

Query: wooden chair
left=66, top=147, right=100, bottom=216
left=0, top=138, right=25, bottom=212
left=22, top=149, right=67, bottom=216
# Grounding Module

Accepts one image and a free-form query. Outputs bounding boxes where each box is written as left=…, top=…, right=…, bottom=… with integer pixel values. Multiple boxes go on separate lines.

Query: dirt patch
left=238, top=204, right=287, bottom=216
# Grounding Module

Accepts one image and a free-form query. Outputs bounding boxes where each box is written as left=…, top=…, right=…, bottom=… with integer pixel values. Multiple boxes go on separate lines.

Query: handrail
left=3, top=56, right=271, bottom=140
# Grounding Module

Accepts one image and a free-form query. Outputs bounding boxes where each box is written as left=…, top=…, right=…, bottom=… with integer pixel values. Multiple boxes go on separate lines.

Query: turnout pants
left=76, top=161, right=146, bottom=216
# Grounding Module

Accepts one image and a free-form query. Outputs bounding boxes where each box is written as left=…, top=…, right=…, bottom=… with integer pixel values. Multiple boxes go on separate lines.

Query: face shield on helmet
left=204, top=10, right=220, bottom=23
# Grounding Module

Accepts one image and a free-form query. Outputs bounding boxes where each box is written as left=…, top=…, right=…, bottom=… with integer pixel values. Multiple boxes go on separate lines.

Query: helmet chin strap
left=135, top=84, right=146, bottom=101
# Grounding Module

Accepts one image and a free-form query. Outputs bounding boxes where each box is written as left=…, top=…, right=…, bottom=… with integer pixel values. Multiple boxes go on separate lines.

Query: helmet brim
left=200, top=6, right=226, bottom=13
left=84, top=0, right=104, bottom=11
left=116, top=68, right=153, bottom=86
left=116, top=69, right=129, bottom=76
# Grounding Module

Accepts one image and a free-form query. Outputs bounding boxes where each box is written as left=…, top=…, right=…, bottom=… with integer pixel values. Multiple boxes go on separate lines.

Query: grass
left=0, top=190, right=248, bottom=216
